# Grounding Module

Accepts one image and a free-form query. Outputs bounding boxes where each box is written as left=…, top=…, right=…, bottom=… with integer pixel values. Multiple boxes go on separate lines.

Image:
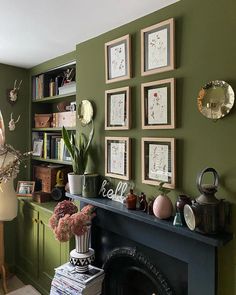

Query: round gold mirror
left=78, top=99, right=93, bottom=125
left=197, top=80, right=235, bottom=120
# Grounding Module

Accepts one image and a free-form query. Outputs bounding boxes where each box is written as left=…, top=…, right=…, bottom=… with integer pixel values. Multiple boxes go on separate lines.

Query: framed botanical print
left=105, top=86, right=130, bottom=130
left=141, top=137, right=175, bottom=189
left=141, top=18, right=175, bottom=76
left=105, top=34, right=131, bottom=83
left=141, top=78, right=175, bottom=129
left=105, top=137, right=131, bottom=180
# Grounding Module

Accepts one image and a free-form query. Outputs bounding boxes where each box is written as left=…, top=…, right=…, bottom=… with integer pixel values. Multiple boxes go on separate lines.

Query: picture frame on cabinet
left=105, top=86, right=131, bottom=130
left=17, top=181, right=35, bottom=197
left=105, top=34, right=131, bottom=83
left=141, top=18, right=175, bottom=76
left=141, top=78, right=175, bottom=129
left=141, top=137, right=175, bottom=189
left=105, top=137, right=131, bottom=180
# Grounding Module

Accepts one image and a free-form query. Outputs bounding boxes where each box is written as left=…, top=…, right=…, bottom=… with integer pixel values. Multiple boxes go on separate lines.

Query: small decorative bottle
left=139, top=192, right=148, bottom=212
left=126, top=189, right=137, bottom=210
left=147, top=199, right=154, bottom=215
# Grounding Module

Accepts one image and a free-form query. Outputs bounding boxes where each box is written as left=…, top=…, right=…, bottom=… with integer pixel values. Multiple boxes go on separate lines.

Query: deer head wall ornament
left=8, top=113, right=21, bottom=131
left=8, top=79, right=23, bottom=103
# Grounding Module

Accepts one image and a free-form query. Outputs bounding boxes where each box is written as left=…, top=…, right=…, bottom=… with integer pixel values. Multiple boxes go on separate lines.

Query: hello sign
left=98, top=179, right=130, bottom=203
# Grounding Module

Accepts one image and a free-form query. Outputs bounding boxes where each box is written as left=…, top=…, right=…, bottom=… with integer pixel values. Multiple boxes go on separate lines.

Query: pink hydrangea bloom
left=49, top=214, right=59, bottom=230
left=54, top=214, right=72, bottom=242
left=70, top=212, right=91, bottom=236
left=49, top=202, right=96, bottom=242
left=54, top=200, right=78, bottom=219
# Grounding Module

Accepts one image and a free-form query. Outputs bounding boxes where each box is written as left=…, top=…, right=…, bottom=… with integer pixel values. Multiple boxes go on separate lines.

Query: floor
left=0, top=276, right=24, bottom=294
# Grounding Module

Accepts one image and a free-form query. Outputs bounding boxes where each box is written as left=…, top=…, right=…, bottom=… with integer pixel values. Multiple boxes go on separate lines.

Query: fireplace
left=102, top=247, right=175, bottom=295
left=67, top=194, right=233, bottom=295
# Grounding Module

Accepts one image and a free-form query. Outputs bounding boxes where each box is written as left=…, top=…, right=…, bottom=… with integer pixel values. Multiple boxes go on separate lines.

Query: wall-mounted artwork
left=105, top=137, right=131, bottom=180
left=141, top=18, right=175, bottom=76
left=141, top=78, right=175, bottom=129
left=105, top=34, right=131, bottom=83
left=105, top=86, right=130, bottom=130
left=141, top=137, right=175, bottom=189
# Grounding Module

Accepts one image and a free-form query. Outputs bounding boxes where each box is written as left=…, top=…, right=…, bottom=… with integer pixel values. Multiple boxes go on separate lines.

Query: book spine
left=43, top=133, right=47, bottom=159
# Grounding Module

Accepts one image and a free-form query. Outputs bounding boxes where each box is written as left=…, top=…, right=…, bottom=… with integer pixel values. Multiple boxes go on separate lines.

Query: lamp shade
left=0, top=177, right=17, bottom=221
left=0, top=149, right=18, bottom=221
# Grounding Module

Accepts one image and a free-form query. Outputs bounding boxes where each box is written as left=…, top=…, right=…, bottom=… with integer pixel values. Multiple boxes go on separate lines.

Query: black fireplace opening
left=92, top=227, right=188, bottom=295
left=103, top=247, right=173, bottom=295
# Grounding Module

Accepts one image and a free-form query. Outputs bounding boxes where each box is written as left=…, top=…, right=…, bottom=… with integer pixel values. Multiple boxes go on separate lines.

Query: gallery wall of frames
left=104, top=18, right=176, bottom=189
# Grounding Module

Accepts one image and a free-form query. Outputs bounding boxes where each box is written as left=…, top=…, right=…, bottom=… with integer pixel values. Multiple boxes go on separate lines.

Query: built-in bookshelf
left=31, top=61, right=76, bottom=171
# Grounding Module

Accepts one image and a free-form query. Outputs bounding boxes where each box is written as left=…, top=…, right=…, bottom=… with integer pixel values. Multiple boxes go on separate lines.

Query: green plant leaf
left=62, top=123, right=94, bottom=175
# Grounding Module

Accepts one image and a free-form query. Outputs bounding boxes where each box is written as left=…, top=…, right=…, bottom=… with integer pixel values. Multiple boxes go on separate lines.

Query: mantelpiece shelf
left=32, top=92, right=76, bottom=103
left=66, top=193, right=233, bottom=247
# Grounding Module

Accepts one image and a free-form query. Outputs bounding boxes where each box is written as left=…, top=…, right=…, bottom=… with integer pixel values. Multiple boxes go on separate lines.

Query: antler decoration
left=8, top=113, right=21, bottom=131
left=9, top=79, right=23, bottom=102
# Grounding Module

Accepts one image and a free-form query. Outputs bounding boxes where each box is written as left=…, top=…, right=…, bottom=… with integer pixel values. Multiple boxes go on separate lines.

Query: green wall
left=0, top=63, right=30, bottom=268
left=76, top=0, right=236, bottom=294
left=29, top=0, right=236, bottom=293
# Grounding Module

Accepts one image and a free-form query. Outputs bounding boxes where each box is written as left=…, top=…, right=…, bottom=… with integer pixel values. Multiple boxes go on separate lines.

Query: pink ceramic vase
left=153, top=194, right=173, bottom=219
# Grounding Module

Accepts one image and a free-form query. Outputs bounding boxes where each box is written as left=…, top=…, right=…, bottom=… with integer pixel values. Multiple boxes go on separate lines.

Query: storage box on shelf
left=33, top=164, right=71, bottom=193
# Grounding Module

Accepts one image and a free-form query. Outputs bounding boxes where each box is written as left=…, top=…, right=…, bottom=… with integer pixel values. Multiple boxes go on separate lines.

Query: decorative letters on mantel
left=98, top=179, right=130, bottom=203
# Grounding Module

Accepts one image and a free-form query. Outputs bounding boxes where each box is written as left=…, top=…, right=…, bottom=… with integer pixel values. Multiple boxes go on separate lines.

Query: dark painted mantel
left=66, top=193, right=233, bottom=295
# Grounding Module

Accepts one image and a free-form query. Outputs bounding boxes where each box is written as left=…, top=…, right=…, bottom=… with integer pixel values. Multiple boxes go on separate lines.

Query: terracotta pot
left=153, top=194, right=173, bottom=219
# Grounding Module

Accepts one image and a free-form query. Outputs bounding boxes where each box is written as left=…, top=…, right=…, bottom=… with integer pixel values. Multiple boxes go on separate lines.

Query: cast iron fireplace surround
left=66, top=193, right=232, bottom=295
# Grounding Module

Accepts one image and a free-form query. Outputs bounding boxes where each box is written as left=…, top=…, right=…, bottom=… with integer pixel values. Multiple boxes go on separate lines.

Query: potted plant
left=152, top=182, right=173, bottom=219
left=62, top=121, right=94, bottom=194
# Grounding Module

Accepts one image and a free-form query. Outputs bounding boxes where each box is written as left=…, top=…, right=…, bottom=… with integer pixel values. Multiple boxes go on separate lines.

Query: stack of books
left=50, top=262, right=104, bottom=295
left=58, top=81, right=76, bottom=95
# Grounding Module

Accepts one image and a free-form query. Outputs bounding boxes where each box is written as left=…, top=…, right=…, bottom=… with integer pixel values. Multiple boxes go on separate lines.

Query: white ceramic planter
left=68, top=173, right=83, bottom=195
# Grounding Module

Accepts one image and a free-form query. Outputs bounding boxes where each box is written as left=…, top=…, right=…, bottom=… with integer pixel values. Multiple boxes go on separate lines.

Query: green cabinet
left=17, top=200, right=38, bottom=278
left=16, top=199, right=71, bottom=295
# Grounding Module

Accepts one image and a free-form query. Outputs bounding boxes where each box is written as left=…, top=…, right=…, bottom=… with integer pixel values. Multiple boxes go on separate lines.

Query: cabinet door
left=38, top=209, right=69, bottom=291
left=16, top=200, right=38, bottom=278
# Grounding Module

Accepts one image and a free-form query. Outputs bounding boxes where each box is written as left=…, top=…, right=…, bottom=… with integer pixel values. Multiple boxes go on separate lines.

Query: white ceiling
left=0, top=0, right=179, bottom=69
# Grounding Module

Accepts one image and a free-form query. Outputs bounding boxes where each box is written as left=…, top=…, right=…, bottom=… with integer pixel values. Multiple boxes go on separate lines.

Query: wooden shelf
left=32, top=156, right=72, bottom=165
left=66, top=193, right=233, bottom=248
left=32, top=92, right=76, bottom=103
left=32, top=127, right=76, bottom=132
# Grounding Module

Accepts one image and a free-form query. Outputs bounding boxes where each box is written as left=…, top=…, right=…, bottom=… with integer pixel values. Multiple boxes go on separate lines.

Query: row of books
left=32, top=132, right=71, bottom=161
left=50, top=263, right=104, bottom=295
left=32, top=74, right=76, bottom=100
left=32, top=74, right=46, bottom=100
